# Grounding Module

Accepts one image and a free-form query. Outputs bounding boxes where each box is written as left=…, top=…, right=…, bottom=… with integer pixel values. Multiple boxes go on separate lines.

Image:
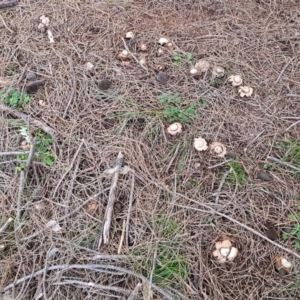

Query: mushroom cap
left=213, top=250, right=227, bottom=263
left=158, top=37, right=169, bottom=45
left=220, top=247, right=231, bottom=257
left=238, top=86, right=253, bottom=97
left=167, top=123, right=183, bottom=135
left=210, top=142, right=227, bottom=158
left=220, top=239, right=232, bottom=248
left=125, top=31, right=134, bottom=39
left=194, top=137, right=208, bottom=151
left=86, top=62, right=94, bottom=71
left=227, top=247, right=238, bottom=261
left=281, top=258, right=292, bottom=269
left=40, top=15, right=50, bottom=27
left=212, top=66, right=225, bottom=77
left=195, top=59, right=210, bottom=72
left=228, top=75, right=243, bottom=86
left=118, top=50, right=130, bottom=60
left=190, top=68, right=198, bottom=75
left=139, top=43, right=148, bottom=51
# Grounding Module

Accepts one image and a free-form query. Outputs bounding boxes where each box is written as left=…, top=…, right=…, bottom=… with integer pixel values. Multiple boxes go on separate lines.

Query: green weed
left=157, top=93, right=196, bottom=124
left=281, top=139, right=300, bottom=166
left=16, top=128, right=55, bottom=172
left=282, top=204, right=300, bottom=251
left=226, top=160, right=246, bottom=186
left=133, top=217, right=188, bottom=288
left=172, top=52, right=193, bottom=66
left=0, top=88, right=30, bottom=108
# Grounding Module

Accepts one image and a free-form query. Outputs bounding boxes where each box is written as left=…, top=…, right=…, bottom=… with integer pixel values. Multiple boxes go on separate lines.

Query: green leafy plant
left=226, top=160, right=246, bottom=185
left=157, top=93, right=196, bottom=123
left=133, top=217, right=188, bottom=288
left=0, top=88, right=30, bottom=108
left=16, top=128, right=55, bottom=172
left=172, top=52, right=193, bottom=65
left=282, top=205, right=300, bottom=251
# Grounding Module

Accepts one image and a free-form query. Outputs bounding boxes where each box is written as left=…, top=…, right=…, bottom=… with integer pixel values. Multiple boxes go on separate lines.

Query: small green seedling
left=157, top=93, right=196, bottom=124
left=226, top=160, right=246, bottom=186
left=282, top=205, right=300, bottom=251
left=172, top=52, right=193, bottom=66
left=0, top=88, right=30, bottom=108
left=16, top=128, right=55, bottom=172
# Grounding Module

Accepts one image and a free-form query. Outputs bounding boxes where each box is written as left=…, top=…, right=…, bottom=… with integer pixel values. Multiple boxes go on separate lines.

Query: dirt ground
left=1, top=0, right=300, bottom=299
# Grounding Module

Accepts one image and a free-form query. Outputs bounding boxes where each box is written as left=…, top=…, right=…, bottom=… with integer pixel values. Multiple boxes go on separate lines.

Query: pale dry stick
left=0, top=14, right=13, bottom=33
left=63, top=57, right=76, bottom=118
left=147, top=248, right=157, bottom=300
left=208, top=161, right=226, bottom=169
left=15, top=171, right=25, bottom=226
left=0, top=104, right=56, bottom=138
left=281, top=116, right=300, bottom=120
left=275, top=58, right=295, bottom=84
left=126, top=173, right=135, bottom=247
left=92, top=254, right=144, bottom=260
left=0, top=151, right=29, bottom=156
left=166, top=143, right=181, bottom=173
left=3, top=264, right=174, bottom=300
left=128, top=282, right=142, bottom=300
left=0, top=217, right=13, bottom=233
left=214, top=169, right=231, bottom=205
left=285, top=120, right=300, bottom=132
left=52, top=280, right=131, bottom=294
left=64, top=156, right=81, bottom=218
left=121, top=38, right=148, bottom=73
left=99, top=152, right=123, bottom=247
left=118, top=220, right=126, bottom=254
left=286, top=94, right=299, bottom=97
left=267, top=156, right=300, bottom=172
left=24, top=137, right=37, bottom=178
left=52, top=139, right=84, bottom=198
left=134, top=173, right=300, bottom=260
left=0, top=0, right=18, bottom=9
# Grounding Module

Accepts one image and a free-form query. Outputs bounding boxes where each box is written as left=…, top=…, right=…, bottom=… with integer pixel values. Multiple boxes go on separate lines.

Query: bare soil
left=1, top=0, right=300, bottom=299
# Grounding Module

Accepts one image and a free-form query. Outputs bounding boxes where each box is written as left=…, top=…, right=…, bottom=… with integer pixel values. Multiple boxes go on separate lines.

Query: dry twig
left=99, top=152, right=123, bottom=247
left=0, top=0, right=18, bottom=9
left=267, top=156, right=300, bottom=172
left=0, top=217, right=13, bottom=233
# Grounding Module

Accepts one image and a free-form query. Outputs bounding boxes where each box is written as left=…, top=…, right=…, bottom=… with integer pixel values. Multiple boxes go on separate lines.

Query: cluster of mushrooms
left=167, top=123, right=227, bottom=158
left=213, top=239, right=238, bottom=263
left=38, top=15, right=54, bottom=43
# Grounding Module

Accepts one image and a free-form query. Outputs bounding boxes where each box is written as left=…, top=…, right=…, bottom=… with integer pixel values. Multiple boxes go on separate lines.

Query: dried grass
left=1, top=0, right=300, bottom=299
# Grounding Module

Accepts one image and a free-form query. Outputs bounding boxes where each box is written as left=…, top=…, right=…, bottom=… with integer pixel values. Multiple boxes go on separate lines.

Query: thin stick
left=214, top=169, right=231, bottom=205
left=0, top=14, right=13, bottom=33
left=117, top=220, right=126, bottom=254
left=267, top=156, right=300, bottom=172
left=52, top=139, right=84, bottom=198
left=285, top=120, right=300, bottom=132
left=0, top=104, right=56, bottom=138
left=3, top=264, right=173, bottom=300
left=275, top=58, right=294, bottom=84
left=128, top=282, right=142, bottom=300
left=52, top=280, right=131, bottom=294
left=0, top=217, right=13, bottom=233
left=0, top=0, right=18, bottom=9
left=134, top=173, right=300, bottom=260
left=286, top=94, right=299, bottom=97
left=63, top=57, right=76, bottom=118
left=121, top=38, right=148, bottom=72
left=125, top=173, right=135, bottom=246
left=0, top=151, right=29, bottom=156
left=24, top=137, right=36, bottom=178
left=99, top=152, right=123, bottom=247
left=15, top=171, right=25, bottom=225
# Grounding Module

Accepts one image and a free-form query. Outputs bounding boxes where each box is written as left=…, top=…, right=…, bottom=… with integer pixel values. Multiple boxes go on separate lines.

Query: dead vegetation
left=1, top=0, right=300, bottom=299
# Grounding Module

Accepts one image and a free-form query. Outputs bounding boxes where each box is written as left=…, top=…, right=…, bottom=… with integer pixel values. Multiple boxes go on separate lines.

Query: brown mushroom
left=238, top=86, right=253, bottom=98
left=228, top=75, right=243, bottom=87
left=194, top=137, right=208, bottom=151
left=210, top=142, right=227, bottom=158
left=167, top=123, right=183, bottom=136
